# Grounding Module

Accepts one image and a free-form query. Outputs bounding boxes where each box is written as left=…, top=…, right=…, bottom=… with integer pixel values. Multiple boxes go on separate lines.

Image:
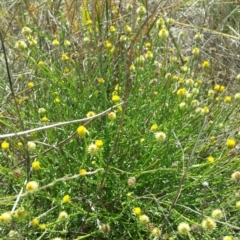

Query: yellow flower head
left=145, top=42, right=151, bottom=48
left=184, top=57, right=189, bottom=63
left=86, top=111, right=95, bottom=118
left=77, top=125, right=88, bottom=136
left=0, top=212, right=12, bottom=224
left=207, top=156, right=215, bottom=163
left=105, top=40, right=112, bottom=48
left=120, top=35, right=127, bottom=42
left=224, top=96, right=231, bottom=103
left=38, top=61, right=45, bottom=66
left=177, top=88, right=186, bottom=97
left=98, top=78, right=105, bottom=83
left=95, top=140, right=103, bottom=148
left=61, top=53, right=69, bottom=61
left=32, top=161, right=40, bottom=170
left=201, top=106, right=209, bottom=115
left=129, top=64, right=135, bottom=71
left=79, top=168, right=87, bottom=176
left=194, top=33, right=202, bottom=40
left=192, top=47, right=200, bottom=56
left=52, top=39, right=59, bottom=46
left=64, top=40, right=71, bottom=46
left=214, top=84, right=225, bottom=92
left=1, top=141, right=9, bottom=150
left=178, top=78, right=185, bottom=83
left=202, top=60, right=210, bottom=69
left=124, top=25, right=132, bottom=34
left=133, top=207, right=141, bottom=215
left=151, top=124, right=158, bottom=131
left=28, top=82, right=34, bottom=88
left=86, top=19, right=92, bottom=25
left=223, top=237, right=233, bottom=240
left=226, top=139, right=236, bottom=149
left=31, top=218, right=39, bottom=226
left=159, top=28, right=169, bottom=39
left=112, top=95, right=120, bottom=103
left=41, top=116, right=48, bottom=122
left=26, top=181, right=38, bottom=191
left=39, top=224, right=46, bottom=230
left=54, top=98, right=60, bottom=103
left=62, top=194, right=70, bottom=203
left=172, top=75, right=179, bottom=81
left=210, top=136, right=216, bottom=142
left=145, top=51, right=153, bottom=59
left=156, top=17, right=164, bottom=28
left=110, top=26, right=116, bottom=33
left=110, top=47, right=115, bottom=54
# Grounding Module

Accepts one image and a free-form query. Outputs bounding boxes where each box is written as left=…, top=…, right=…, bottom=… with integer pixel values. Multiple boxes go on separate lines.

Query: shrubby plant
left=0, top=0, right=240, bottom=239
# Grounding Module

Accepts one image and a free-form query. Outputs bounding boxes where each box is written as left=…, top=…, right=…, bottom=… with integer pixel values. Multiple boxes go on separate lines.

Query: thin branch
left=0, top=102, right=124, bottom=139
left=2, top=168, right=104, bottom=204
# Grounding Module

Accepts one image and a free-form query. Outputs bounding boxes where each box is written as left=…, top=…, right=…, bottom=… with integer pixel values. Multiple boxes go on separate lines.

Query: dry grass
left=0, top=0, right=240, bottom=239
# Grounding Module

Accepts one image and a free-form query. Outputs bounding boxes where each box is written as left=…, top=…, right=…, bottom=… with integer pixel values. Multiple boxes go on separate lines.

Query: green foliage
left=0, top=0, right=240, bottom=239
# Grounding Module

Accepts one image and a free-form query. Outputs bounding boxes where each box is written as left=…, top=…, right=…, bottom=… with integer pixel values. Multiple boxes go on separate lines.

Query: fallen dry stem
left=0, top=102, right=124, bottom=139
left=3, top=168, right=104, bottom=204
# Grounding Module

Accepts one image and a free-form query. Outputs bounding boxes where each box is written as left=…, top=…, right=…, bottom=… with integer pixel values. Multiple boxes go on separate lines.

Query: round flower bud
left=201, top=218, right=216, bottom=232
left=127, top=177, right=136, bottom=186
left=155, top=131, right=166, bottom=142
left=58, top=211, right=68, bottom=220
left=26, top=181, right=38, bottom=191
left=177, top=222, right=191, bottom=235
left=139, top=214, right=150, bottom=224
